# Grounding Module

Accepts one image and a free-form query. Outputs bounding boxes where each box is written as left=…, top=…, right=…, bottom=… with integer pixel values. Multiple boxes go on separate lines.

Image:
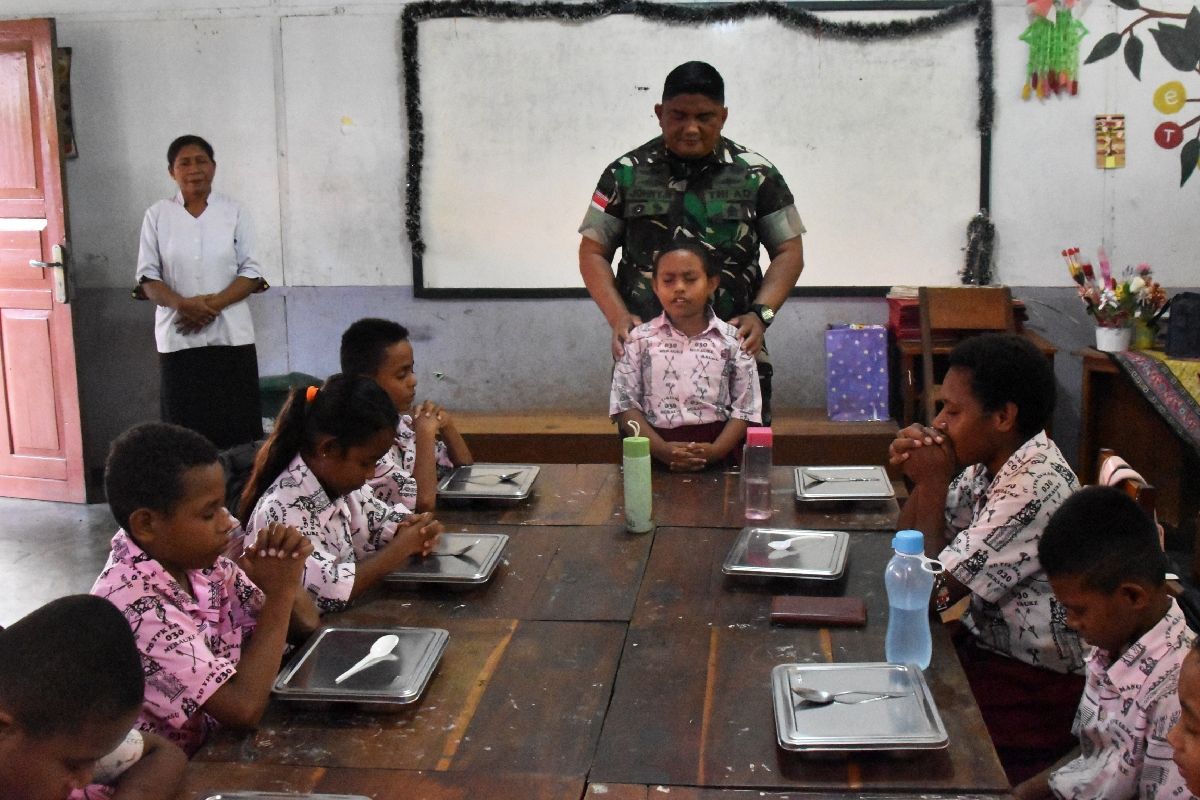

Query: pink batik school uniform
left=366, top=414, right=455, bottom=509
left=1049, top=597, right=1196, bottom=799
left=609, top=311, right=761, bottom=448
left=246, top=454, right=411, bottom=613
left=90, top=530, right=263, bottom=756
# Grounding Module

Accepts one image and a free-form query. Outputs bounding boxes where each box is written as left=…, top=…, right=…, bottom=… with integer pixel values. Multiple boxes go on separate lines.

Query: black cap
left=662, top=61, right=724, bottom=103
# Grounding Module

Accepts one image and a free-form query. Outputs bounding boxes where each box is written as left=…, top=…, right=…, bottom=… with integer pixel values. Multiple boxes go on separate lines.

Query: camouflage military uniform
left=579, top=135, right=805, bottom=419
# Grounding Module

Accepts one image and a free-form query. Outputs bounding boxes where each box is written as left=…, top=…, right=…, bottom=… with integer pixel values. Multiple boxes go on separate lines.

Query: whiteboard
left=412, top=8, right=985, bottom=293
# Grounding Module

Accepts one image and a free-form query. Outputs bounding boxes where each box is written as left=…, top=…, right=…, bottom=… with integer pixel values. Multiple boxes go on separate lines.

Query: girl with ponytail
left=239, top=374, right=441, bottom=613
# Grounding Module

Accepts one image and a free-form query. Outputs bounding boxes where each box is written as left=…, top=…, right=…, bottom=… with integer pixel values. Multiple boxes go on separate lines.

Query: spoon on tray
left=428, top=539, right=481, bottom=558
left=335, top=634, right=400, bottom=684
left=791, top=685, right=910, bottom=705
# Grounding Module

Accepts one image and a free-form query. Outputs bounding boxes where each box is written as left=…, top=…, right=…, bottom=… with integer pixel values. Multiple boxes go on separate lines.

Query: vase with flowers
left=1062, top=247, right=1167, bottom=352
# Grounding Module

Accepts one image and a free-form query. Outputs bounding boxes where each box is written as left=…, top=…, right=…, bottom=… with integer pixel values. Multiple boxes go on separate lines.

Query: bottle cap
left=892, top=529, right=924, bottom=555
left=623, top=435, right=650, bottom=458
left=746, top=426, right=773, bottom=447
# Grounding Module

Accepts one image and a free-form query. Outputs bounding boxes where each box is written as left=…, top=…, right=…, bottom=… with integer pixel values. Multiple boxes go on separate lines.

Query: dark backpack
left=1166, top=292, right=1200, bottom=358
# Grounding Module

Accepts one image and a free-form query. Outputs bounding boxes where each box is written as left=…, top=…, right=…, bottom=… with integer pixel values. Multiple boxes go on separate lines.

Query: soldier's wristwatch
left=752, top=303, right=775, bottom=328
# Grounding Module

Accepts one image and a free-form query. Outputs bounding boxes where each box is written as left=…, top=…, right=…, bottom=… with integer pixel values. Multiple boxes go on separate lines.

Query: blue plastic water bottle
left=884, top=529, right=935, bottom=669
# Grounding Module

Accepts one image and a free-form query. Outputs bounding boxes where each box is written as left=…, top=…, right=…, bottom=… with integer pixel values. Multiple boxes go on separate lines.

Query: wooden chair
left=918, top=286, right=1016, bottom=424
left=1096, top=448, right=1157, bottom=521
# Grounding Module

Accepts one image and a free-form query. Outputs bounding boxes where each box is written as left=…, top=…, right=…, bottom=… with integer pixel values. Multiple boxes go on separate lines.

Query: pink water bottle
left=742, top=426, right=773, bottom=520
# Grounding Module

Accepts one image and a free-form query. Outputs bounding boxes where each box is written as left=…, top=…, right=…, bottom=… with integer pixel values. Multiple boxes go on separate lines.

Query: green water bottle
left=622, top=421, right=654, bottom=533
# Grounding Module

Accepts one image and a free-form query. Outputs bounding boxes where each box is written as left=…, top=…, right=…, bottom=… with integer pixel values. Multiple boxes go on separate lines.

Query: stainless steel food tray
left=384, top=532, right=508, bottom=585
left=722, top=527, right=849, bottom=581
left=437, top=464, right=539, bottom=500
left=794, top=465, right=894, bottom=501
left=274, top=626, right=447, bottom=706
left=771, top=662, right=947, bottom=751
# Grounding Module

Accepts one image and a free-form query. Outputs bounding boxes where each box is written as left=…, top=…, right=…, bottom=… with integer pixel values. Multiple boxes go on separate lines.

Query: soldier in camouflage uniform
left=579, top=61, right=805, bottom=422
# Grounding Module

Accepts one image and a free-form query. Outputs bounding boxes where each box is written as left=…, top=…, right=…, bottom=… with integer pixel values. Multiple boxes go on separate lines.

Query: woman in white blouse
left=136, top=135, right=266, bottom=448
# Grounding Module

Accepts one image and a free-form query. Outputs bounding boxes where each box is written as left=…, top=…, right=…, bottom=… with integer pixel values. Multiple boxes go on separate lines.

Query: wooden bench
left=454, top=408, right=898, bottom=466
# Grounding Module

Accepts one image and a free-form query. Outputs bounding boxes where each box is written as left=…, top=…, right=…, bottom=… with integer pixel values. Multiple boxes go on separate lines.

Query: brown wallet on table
left=769, top=596, right=867, bottom=627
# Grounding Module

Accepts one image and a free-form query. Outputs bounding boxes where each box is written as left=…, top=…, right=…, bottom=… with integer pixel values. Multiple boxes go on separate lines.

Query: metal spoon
left=428, top=539, right=481, bottom=558
left=465, top=470, right=523, bottom=485
left=335, top=634, right=400, bottom=684
left=802, top=473, right=879, bottom=489
left=791, top=685, right=910, bottom=705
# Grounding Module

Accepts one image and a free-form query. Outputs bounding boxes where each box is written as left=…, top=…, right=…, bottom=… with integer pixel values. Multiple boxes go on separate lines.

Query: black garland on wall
left=401, top=0, right=995, bottom=283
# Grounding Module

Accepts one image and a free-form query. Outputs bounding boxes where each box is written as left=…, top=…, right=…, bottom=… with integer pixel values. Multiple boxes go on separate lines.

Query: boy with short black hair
left=0, top=594, right=185, bottom=800
left=889, top=332, right=1084, bottom=782
left=340, top=317, right=473, bottom=512
left=1014, top=486, right=1194, bottom=799
left=93, top=422, right=317, bottom=755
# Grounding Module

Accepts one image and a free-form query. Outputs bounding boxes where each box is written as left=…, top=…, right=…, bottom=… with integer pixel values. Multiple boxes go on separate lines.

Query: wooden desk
left=894, top=330, right=1057, bottom=427
left=634, top=465, right=901, bottom=530
left=432, top=464, right=619, bottom=526
left=178, top=470, right=1005, bottom=799
left=592, top=529, right=1008, bottom=793
left=1078, top=348, right=1200, bottom=543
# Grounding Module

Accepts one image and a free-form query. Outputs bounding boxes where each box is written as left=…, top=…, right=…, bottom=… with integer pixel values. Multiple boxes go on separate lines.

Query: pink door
left=0, top=18, right=85, bottom=502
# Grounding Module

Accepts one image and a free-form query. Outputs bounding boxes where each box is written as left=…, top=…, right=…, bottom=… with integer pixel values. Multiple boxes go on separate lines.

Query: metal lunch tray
left=722, top=527, right=849, bottom=581
left=383, top=531, right=508, bottom=585
left=794, top=465, right=895, bottom=501
left=437, top=463, right=540, bottom=500
left=771, top=662, right=948, bottom=752
left=273, top=626, right=448, bottom=705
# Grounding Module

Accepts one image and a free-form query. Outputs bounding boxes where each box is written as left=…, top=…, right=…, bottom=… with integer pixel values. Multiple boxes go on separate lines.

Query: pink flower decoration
left=1027, top=0, right=1055, bottom=16
left=1137, top=262, right=1152, bottom=275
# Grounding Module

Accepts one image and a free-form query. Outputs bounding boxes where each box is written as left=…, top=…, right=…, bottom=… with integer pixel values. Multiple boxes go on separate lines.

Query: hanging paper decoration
left=1021, top=0, right=1088, bottom=99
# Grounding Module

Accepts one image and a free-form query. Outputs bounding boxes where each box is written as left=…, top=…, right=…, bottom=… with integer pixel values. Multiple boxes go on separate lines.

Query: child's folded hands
left=240, top=522, right=312, bottom=594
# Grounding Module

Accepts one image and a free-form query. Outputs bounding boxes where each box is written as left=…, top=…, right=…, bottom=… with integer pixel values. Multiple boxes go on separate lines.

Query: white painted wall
left=4, top=0, right=1195, bottom=293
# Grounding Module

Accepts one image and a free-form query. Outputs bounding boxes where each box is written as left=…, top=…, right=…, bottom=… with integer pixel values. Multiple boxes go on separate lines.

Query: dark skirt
left=954, top=629, right=1085, bottom=785
left=160, top=344, right=263, bottom=449
left=651, top=421, right=743, bottom=470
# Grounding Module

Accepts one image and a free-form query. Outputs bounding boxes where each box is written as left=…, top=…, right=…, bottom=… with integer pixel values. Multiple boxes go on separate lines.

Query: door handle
left=29, top=243, right=68, bottom=304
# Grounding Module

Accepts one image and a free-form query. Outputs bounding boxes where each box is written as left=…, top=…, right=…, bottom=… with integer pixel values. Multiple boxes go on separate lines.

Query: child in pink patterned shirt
left=239, top=374, right=443, bottom=613
left=340, top=318, right=473, bottom=513
left=1015, top=486, right=1196, bottom=800
left=91, top=422, right=317, bottom=756
left=0, top=594, right=185, bottom=800
left=610, top=242, right=761, bottom=471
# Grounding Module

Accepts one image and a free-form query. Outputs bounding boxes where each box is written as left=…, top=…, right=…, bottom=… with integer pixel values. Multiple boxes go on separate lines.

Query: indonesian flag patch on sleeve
left=590, top=189, right=610, bottom=212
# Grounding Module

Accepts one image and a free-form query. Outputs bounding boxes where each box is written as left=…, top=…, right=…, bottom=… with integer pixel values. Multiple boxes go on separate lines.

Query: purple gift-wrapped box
left=825, top=324, right=889, bottom=422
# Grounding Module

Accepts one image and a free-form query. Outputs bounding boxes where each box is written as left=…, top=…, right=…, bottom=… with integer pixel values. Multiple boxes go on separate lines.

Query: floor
left=0, top=497, right=117, bottom=626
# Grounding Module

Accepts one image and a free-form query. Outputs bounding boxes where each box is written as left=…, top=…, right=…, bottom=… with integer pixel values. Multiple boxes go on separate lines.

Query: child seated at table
left=238, top=374, right=443, bottom=613
left=340, top=317, right=473, bottom=512
left=1013, top=486, right=1195, bottom=799
left=92, top=422, right=317, bottom=756
left=887, top=332, right=1084, bottom=783
left=0, top=594, right=186, bottom=800
left=609, top=242, right=761, bottom=471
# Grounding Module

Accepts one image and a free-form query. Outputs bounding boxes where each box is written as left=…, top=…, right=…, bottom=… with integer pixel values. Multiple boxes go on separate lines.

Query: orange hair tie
left=305, top=385, right=319, bottom=403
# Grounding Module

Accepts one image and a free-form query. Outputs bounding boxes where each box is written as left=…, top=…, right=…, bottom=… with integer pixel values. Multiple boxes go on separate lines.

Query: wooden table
left=594, top=530, right=1006, bottom=793
left=178, top=466, right=1008, bottom=799
left=1078, top=348, right=1200, bottom=543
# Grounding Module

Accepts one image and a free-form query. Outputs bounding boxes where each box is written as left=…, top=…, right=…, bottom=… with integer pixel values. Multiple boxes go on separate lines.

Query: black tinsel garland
left=402, top=0, right=995, bottom=273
